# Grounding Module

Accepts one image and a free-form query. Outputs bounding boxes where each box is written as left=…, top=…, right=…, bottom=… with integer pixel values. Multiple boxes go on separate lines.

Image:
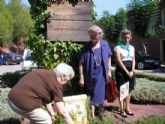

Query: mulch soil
left=103, top=99, right=165, bottom=124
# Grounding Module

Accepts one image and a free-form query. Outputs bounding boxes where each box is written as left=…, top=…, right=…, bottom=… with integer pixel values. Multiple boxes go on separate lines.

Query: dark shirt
left=8, top=69, right=63, bottom=111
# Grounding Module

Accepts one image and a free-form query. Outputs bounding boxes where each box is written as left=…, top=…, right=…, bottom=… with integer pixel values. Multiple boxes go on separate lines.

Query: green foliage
left=27, top=35, right=57, bottom=69
left=35, top=10, right=53, bottom=36
left=127, top=0, right=160, bottom=38
left=96, top=9, right=127, bottom=43
left=7, top=0, right=34, bottom=42
left=96, top=11, right=116, bottom=42
left=0, top=88, right=19, bottom=120
left=89, top=116, right=115, bottom=124
left=131, top=78, right=165, bottom=104
left=114, top=8, right=128, bottom=41
left=28, top=35, right=83, bottom=70
left=1, top=87, right=11, bottom=103
left=0, top=0, right=13, bottom=45
left=55, top=115, right=65, bottom=124
left=0, top=71, right=28, bottom=88
left=136, top=72, right=165, bottom=82
left=130, top=115, right=165, bottom=124
left=0, top=118, right=20, bottom=124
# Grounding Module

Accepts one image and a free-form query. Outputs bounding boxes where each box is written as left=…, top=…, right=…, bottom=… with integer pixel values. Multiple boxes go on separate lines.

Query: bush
left=135, top=73, right=165, bottom=82
left=0, top=70, right=28, bottom=88
left=130, top=115, right=165, bottom=124
left=0, top=88, right=19, bottom=120
left=131, top=78, right=165, bottom=104
left=0, top=118, right=20, bottom=124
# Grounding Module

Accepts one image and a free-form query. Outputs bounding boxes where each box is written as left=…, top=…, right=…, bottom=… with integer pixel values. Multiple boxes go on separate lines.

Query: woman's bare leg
left=91, top=105, right=95, bottom=118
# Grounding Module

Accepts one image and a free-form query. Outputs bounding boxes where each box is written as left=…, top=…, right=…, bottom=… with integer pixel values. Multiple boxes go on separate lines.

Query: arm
left=55, top=102, right=73, bottom=124
left=45, top=103, right=55, bottom=120
left=79, top=61, right=84, bottom=87
left=108, top=57, right=112, bottom=77
left=131, top=52, right=136, bottom=74
left=115, top=51, right=132, bottom=77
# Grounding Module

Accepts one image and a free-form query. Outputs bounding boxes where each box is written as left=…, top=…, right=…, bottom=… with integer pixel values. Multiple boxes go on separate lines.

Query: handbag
left=106, top=77, right=117, bottom=102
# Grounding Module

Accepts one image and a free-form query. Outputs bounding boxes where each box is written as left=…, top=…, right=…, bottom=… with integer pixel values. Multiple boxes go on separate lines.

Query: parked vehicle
left=0, top=54, right=3, bottom=65
left=135, top=51, right=161, bottom=70
left=2, top=52, right=23, bottom=65
left=22, top=48, right=37, bottom=70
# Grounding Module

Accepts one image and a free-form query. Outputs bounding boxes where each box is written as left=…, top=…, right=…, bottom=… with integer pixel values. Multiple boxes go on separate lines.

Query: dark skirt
left=115, top=61, right=136, bottom=92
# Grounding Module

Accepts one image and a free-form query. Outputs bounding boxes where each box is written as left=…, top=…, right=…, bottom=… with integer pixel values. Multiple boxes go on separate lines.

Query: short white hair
left=88, top=25, right=103, bottom=38
left=53, top=63, right=75, bottom=79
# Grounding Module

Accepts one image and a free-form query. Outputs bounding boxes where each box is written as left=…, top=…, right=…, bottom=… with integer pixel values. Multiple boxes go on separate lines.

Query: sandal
left=120, top=111, right=127, bottom=118
left=125, top=110, right=134, bottom=116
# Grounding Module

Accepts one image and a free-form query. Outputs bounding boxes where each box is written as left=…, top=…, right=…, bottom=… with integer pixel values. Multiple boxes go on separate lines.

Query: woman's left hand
left=108, top=71, right=112, bottom=78
left=129, top=71, right=134, bottom=78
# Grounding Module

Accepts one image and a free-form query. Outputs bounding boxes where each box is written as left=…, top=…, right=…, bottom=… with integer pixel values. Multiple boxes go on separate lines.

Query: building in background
left=132, top=0, right=165, bottom=64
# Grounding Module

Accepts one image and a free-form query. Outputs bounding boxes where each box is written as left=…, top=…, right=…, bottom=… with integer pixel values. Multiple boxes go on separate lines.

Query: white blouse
left=114, top=45, right=135, bottom=61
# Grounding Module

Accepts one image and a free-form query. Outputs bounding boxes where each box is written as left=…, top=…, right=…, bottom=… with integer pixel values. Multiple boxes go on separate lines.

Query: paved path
left=103, top=100, right=165, bottom=124
left=0, top=64, right=22, bottom=75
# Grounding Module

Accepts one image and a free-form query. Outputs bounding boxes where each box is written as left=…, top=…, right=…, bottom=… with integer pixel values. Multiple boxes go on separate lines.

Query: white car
left=22, top=48, right=37, bottom=70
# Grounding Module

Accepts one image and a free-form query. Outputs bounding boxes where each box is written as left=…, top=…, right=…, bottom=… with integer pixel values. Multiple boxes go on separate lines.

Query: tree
left=127, top=0, right=160, bottom=38
left=96, top=9, right=127, bottom=43
left=0, top=0, right=13, bottom=46
left=96, top=11, right=116, bottom=42
left=7, top=0, right=34, bottom=42
left=114, top=8, right=127, bottom=41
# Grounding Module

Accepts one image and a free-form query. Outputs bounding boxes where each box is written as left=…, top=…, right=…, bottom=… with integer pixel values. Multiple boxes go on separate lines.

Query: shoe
left=120, top=111, right=127, bottom=118
left=125, top=110, right=134, bottom=116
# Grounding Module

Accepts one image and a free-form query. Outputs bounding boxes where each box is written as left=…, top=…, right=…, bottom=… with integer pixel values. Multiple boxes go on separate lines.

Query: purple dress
left=80, top=39, right=112, bottom=106
left=91, top=47, right=106, bottom=105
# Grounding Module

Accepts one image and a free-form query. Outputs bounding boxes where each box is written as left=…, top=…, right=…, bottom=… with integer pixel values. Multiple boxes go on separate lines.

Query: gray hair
left=120, top=29, right=132, bottom=38
left=53, top=63, right=75, bottom=79
left=88, top=25, right=103, bottom=38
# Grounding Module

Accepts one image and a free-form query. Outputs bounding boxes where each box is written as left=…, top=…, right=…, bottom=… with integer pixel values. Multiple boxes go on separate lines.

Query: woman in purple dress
left=79, top=25, right=112, bottom=117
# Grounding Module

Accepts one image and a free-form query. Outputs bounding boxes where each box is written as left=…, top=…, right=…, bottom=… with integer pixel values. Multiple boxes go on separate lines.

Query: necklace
left=93, top=47, right=102, bottom=66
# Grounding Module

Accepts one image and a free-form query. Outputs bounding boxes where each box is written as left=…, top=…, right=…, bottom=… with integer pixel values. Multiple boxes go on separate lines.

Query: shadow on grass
left=0, top=118, right=20, bottom=124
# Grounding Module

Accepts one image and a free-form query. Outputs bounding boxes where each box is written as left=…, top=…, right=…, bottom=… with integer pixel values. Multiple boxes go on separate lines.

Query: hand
left=129, top=71, right=134, bottom=78
left=79, top=77, right=84, bottom=87
left=108, top=70, right=112, bottom=78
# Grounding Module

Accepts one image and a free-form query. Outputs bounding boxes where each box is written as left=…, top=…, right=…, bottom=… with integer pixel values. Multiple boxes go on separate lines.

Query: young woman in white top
left=114, top=29, right=136, bottom=118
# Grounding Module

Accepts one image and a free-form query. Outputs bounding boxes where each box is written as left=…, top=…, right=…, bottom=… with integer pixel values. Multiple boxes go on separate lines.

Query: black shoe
left=120, top=111, right=127, bottom=118
left=125, top=110, right=134, bottom=116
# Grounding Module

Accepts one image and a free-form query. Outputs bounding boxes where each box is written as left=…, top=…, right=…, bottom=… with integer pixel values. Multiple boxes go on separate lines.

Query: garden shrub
left=131, top=78, right=165, bottom=104
left=0, top=88, right=19, bottom=120
left=0, top=118, right=20, bottom=124
left=135, top=72, right=165, bottom=82
left=130, top=115, right=165, bottom=124
left=0, top=70, right=29, bottom=88
left=28, top=37, right=84, bottom=95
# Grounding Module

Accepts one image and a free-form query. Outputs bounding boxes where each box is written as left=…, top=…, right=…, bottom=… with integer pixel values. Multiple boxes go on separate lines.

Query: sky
left=20, top=0, right=131, bottom=18
left=94, top=0, right=130, bottom=18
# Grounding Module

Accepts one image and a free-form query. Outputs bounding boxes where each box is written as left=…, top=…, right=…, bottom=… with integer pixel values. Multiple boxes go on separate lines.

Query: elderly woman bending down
left=8, top=63, right=74, bottom=124
left=79, top=25, right=112, bottom=117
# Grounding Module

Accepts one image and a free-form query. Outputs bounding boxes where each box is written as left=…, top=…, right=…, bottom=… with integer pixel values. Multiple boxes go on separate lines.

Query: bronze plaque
left=47, top=1, right=92, bottom=42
